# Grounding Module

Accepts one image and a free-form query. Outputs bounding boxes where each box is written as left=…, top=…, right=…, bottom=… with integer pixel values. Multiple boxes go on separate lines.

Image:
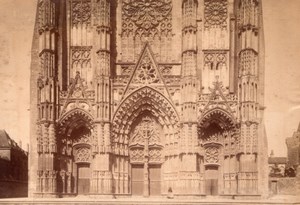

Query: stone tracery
left=122, top=0, right=172, bottom=31
left=136, top=54, right=159, bottom=84
left=31, top=0, right=266, bottom=198
left=71, top=0, right=92, bottom=27
left=121, top=0, right=173, bottom=61
left=204, top=0, right=228, bottom=28
left=75, top=147, right=91, bottom=162
left=112, top=86, right=179, bottom=155
left=205, top=147, right=219, bottom=164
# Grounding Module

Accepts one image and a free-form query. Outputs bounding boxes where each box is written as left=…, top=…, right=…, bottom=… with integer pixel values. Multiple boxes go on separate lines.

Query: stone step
left=0, top=197, right=299, bottom=205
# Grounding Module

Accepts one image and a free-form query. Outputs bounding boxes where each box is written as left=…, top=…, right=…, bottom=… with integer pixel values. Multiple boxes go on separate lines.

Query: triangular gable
left=121, top=43, right=172, bottom=100
left=203, top=77, right=233, bottom=113
left=59, top=72, right=92, bottom=118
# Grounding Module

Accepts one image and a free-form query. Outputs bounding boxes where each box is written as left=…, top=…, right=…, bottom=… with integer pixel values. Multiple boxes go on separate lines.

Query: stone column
left=60, top=171, right=66, bottom=194
left=66, top=172, right=72, bottom=194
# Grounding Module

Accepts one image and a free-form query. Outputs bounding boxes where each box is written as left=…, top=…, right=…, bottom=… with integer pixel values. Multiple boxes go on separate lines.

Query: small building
left=268, top=150, right=287, bottom=177
left=0, top=130, right=28, bottom=198
left=286, top=123, right=300, bottom=169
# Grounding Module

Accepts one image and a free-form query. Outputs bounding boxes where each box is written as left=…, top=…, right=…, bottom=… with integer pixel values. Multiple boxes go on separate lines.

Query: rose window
left=137, top=61, right=158, bottom=84
left=204, top=0, right=227, bottom=26
left=122, top=0, right=172, bottom=30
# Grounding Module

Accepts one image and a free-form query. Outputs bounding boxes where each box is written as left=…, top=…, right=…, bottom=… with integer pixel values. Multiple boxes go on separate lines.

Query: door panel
left=205, top=166, right=218, bottom=195
left=132, top=165, right=144, bottom=196
left=211, top=179, right=218, bottom=195
left=149, top=165, right=161, bottom=196
left=77, top=164, right=90, bottom=195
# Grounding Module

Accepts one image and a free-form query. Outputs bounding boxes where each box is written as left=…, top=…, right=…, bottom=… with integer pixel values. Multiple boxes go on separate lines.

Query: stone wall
left=269, top=177, right=297, bottom=195
left=0, top=180, right=28, bottom=198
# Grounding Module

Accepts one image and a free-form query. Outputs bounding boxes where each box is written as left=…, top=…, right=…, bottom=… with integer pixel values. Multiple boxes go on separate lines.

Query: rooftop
left=268, top=157, right=287, bottom=164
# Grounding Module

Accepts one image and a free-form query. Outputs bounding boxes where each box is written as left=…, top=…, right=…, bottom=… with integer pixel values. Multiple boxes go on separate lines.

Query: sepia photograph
left=0, top=0, right=299, bottom=204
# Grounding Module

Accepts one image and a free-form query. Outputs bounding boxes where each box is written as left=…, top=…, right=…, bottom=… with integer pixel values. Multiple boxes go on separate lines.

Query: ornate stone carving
left=237, top=0, right=259, bottom=33
left=239, top=49, right=258, bottom=76
left=121, top=65, right=134, bottom=76
left=72, top=46, right=92, bottom=69
left=74, top=147, right=90, bottom=162
left=135, top=53, right=159, bottom=84
left=129, top=117, right=162, bottom=164
left=38, top=0, right=56, bottom=32
left=199, top=77, right=237, bottom=118
left=73, top=133, right=91, bottom=145
left=121, top=0, right=172, bottom=61
left=149, top=148, right=162, bottom=162
left=159, top=65, right=172, bottom=75
left=129, top=148, right=144, bottom=162
left=40, top=51, right=55, bottom=78
left=182, top=0, right=197, bottom=28
left=204, top=52, right=226, bottom=71
left=130, top=116, right=161, bottom=146
left=204, top=0, right=227, bottom=28
left=113, top=87, right=179, bottom=148
left=205, top=147, right=219, bottom=163
left=68, top=72, right=88, bottom=98
left=93, top=0, right=110, bottom=27
left=71, top=0, right=92, bottom=27
left=203, top=133, right=221, bottom=144
left=122, top=0, right=172, bottom=31
left=96, top=51, right=110, bottom=77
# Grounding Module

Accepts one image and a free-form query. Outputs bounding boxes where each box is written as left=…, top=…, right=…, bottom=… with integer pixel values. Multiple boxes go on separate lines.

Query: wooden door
left=149, top=165, right=161, bottom=196
left=131, top=164, right=144, bottom=196
left=205, top=166, right=218, bottom=195
left=77, top=164, right=90, bottom=195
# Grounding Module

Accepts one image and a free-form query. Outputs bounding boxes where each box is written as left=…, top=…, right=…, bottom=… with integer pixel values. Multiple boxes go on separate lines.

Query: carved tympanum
left=129, top=116, right=162, bottom=163
left=130, top=116, right=161, bottom=146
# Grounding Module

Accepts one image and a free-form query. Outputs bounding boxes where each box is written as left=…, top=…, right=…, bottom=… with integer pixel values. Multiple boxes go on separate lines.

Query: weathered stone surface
left=30, top=0, right=268, bottom=198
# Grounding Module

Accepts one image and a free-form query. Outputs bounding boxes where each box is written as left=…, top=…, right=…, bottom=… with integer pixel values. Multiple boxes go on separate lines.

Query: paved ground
left=0, top=195, right=299, bottom=205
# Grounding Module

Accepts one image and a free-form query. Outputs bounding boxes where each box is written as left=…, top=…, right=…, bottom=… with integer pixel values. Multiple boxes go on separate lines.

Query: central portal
left=131, top=164, right=161, bottom=196
left=129, top=115, right=163, bottom=196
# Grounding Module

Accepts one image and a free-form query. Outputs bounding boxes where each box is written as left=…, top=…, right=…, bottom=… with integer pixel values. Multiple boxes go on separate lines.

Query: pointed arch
left=112, top=86, right=180, bottom=154
left=121, top=43, right=173, bottom=101
left=58, top=108, right=94, bottom=136
left=199, top=108, right=236, bottom=131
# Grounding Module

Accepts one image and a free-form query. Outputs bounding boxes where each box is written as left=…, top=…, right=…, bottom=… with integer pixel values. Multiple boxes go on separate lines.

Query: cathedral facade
left=29, top=0, right=268, bottom=198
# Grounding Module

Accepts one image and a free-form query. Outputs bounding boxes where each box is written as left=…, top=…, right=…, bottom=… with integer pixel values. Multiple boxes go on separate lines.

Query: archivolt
left=58, top=108, right=94, bottom=136
left=112, top=86, right=179, bottom=148
left=198, top=108, right=236, bottom=130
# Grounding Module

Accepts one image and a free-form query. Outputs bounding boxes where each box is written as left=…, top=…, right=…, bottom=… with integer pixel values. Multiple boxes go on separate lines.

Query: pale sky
left=0, top=0, right=299, bottom=157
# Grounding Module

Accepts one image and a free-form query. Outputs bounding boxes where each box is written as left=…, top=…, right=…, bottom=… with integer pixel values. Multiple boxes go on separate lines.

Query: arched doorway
left=129, top=115, right=163, bottom=197
left=58, top=110, right=94, bottom=196
left=72, top=126, right=92, bottom=195
left=112, top=86, right=180, bottom=196
left=198, top=109, right=237, bottom=196
left=202, top=123, right=222, bottom=196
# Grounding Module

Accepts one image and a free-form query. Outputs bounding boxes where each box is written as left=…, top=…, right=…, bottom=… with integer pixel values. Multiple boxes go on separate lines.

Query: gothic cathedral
left=29, top=0, right=269, bottom=198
